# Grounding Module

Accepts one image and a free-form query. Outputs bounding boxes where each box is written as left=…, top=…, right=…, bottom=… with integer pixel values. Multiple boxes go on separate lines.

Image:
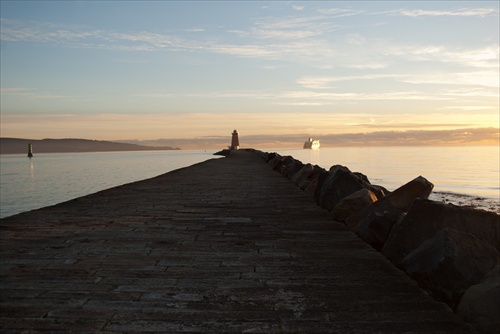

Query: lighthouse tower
left=230, top=129, right=240, bottom=150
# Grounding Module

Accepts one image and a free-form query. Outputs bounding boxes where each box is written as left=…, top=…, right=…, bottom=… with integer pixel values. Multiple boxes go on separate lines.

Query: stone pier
left=0, top=150, right=474, bottom=333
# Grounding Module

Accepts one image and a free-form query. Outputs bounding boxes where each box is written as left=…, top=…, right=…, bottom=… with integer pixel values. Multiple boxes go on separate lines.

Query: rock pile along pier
left=0, top=149, right=481, bottom=333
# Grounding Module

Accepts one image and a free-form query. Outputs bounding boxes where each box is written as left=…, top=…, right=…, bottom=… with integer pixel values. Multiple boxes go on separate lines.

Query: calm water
left=273, top=146, right=499, bottom=200
left=0, top=150, right=221, bottom=218
left=1, top=146, right=499, bottom=218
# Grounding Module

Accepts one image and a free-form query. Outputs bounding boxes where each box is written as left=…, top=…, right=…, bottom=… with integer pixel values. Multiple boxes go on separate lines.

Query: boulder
left=291, top=163, right=314, bottom=186
left=264, top=152, right=280, bottom=163
left=313, top=170, right=331, bottom=203
left=319, top=165, right=377, bottom=211
left=303, top=173, right=320, bottom=196
left=381, top=175, right=433, bottom=209
left=347, top=176, right=433, bottom=250
left=278, top=156, right=295, bottom=173
left=382, top=199, right=500, bottom=267
left=268, top=156, right=282, bottom=170
left=457, top=265, right=500, bottom=334
left=402, top=227, right=499, bottom=309
left=282, top=160, right=304, bottom=179
left=355, top=208, right=406, bottom=251
left=371, top=185, right=390, bottom=197
left=332, top=188, right=378, bottom=222
left=269, top=155, right=293, bottom=171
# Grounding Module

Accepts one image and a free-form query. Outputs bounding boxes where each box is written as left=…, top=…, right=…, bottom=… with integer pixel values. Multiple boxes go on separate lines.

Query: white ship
left=303, top=138, right=320, bottom=149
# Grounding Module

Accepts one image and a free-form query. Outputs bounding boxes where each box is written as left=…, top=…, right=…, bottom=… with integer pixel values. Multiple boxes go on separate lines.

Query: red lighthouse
left=230, top=129, right=240, bottom=150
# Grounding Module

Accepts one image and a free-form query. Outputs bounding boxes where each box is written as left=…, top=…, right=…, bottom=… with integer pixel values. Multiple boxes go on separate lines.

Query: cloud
left=3, top=14, right=496, bottom=73
left=0, top=19, right=103, bottom=43
left=345, top=33, right=366, bottom=45
left=0, top=87, right=31, bottom=93
left=438, top=106, right=497, bottom=111
left=0, top=87, right=67, bottom=100
left=297, top=67, right=500, bottom=92
left=345, top=63, right=388, bottom=70
left=277, top=90, right=452, bottom=102
left=113, top=127, right=500, bottom=149
left=134, top=90, right=274, bottom=99
left=385, top=45, right=499, bottom=69
left=0, top=19, right=192, bottom=52
left=229, top=28, right=320, bottom=40
left=439, top=88, right=499, bottom=98
left=393, top=8, right=499, bottom=17
left=135, top=87, right=456, bottom=104
left=2, top=108, right=497, bottom=146
left=402, top=71, right=500, bottom=88
left=318, top=8, right=364, bottom=17
left=230, top=15, right=340, bottom=41
left=272, top=102, right=325, bottom=106
left=297, top=74, right=404, bottom=89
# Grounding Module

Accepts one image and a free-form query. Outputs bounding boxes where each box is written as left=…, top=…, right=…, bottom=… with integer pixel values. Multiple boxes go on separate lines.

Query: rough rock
left=332, top=188, right=378, bottom=222
left=355, top=208, right=407, bottom=251
left=312, top=170, right=331, bottom=203
left=282, top=159, right=304, bottom=179
left=269, top=155, right=293, bottom=171
left=264, top=152, right=280, bottom=163
left=291, top=163, right=315, bottom=186
left=268, top=156, right=281, bottom=169
left=457, top=265, right=500, bottom=334
left=347, top=176, right=434, bottom=250
left=402, top=227, right=499, bottom=309
left=381, top=175, right=433, bottom=210
left=319, top=165, right=377, bottom=212
left=382, top=198, right=500, bottom=267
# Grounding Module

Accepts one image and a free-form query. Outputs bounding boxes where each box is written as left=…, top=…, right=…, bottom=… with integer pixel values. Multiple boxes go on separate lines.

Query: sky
left=0, top=1, right=499, bottom=147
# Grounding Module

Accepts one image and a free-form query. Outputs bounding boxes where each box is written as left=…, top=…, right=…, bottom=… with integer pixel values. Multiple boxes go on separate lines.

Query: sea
left=1, top=146, right=499, bottom=218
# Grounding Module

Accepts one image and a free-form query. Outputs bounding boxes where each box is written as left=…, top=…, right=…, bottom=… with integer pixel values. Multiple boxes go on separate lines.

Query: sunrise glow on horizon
left=1, top=1, right=498, bottom=146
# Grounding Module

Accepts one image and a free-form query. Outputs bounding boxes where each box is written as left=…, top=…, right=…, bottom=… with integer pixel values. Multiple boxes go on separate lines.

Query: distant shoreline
left=0, top=137, right=180, bottom=154
left=0, top=149, right=180, bottom=156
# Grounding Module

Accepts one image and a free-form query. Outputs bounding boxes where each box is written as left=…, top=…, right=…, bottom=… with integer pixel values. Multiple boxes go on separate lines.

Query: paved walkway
left=1, top=150, right=474, bottom=333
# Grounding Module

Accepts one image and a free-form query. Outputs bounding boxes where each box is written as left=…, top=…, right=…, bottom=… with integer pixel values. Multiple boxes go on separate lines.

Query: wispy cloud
left=134, top=88, right=455, bottom=104
left=0, top=19, right=191, bottom=52
left=0, top=19, right=102, bottom=43
left=392, top=8, right=499, bottom=18
left=2, top=16, right=497, bottom=72
left=297, top=74, right=405, bottom=89
left=277, top=90, right=452, bottom=102
left=135, top=90, right=275, bottom=99
left=186, top=28, right=205, bottom=32
left=0, top=87, right=67, bottom=100
left=385, top=45, right=499, bottom=69
left=438, top=105, right=496, bottom=111
left=402, top=71, right=500, bottom=88
left=318, top=8, right=364, bottom=17
left=439, top=88, right=499, bottom=98
left=230, top=15, right=340, bottom=41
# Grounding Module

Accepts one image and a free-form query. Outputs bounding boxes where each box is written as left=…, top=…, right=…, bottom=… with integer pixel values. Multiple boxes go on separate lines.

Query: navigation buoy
left=28, top=143, right=33, bottom=158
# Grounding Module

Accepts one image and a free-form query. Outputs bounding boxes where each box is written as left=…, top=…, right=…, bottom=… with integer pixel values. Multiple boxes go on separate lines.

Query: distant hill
left=0, top=138, right=180, bottom=154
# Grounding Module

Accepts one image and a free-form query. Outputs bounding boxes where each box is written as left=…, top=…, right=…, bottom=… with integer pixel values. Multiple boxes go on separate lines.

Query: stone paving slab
left=0, top=150, right=474, bottom=333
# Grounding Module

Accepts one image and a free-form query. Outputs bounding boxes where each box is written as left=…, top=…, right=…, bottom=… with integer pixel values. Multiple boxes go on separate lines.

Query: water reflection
left=29, top=158, right=35, bottom=179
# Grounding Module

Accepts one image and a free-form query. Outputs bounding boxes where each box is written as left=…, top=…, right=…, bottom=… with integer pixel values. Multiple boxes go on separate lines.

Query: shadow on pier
left=0, top=150, right=474, bottom=333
